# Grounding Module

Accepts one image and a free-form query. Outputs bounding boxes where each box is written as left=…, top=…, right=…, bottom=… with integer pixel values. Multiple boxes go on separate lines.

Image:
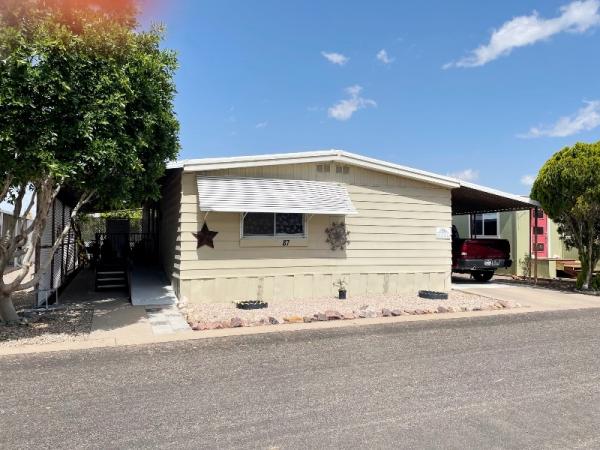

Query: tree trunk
left=585, top=234, right=594, bottom=290
left=0, top=292, right=19, bottom=322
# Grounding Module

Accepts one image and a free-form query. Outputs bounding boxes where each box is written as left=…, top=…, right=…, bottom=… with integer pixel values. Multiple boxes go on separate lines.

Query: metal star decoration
left=193, top=222, right=218, bottom=248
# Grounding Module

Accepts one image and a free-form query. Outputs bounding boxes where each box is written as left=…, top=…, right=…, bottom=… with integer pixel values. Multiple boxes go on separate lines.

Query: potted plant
left=334, top=278, right=347, bottom=300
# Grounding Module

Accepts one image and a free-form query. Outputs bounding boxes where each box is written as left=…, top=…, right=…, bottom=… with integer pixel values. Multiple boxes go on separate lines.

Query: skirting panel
left=177, top=271, right=451, bottom=304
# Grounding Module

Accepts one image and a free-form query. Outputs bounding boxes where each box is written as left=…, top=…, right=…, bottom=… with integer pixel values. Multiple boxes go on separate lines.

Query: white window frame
left=240, top=212, right=308, bottom=239
left=470, top=212, right=500, bottom=238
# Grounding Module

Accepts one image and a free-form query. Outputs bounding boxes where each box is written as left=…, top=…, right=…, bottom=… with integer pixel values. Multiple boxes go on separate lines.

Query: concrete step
left=97, top=270, right=126, bottom=276
left=97, top=284, right=127, bottom=289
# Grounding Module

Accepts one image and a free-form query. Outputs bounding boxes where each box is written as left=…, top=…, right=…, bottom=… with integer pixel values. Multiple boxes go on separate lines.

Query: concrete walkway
left=452, top=278, right=600, bottom=311
left=130, top=266, right=178, bottom=306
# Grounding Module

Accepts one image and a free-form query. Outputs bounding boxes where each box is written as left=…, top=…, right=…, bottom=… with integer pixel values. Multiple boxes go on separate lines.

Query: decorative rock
left=197, top=322, right=211, bottom=331
left=230, top=317, right=244, bottom=328
left=447, top=306, right=458, bottom=313
left=325, top=310, right=343, bottom=320
left=205, top=321, right=223, bottom=330
left=414, top=309, right=426, bottom=315
left=284, top=315, right=304, bottom=323
left=303, top=316, right=313, bottom=323
left=437, top=305, right=450, bottom=313
left=177, top=297, right=188, bottom=309
left=357, top=310, right=367, bottom=318
left=382, top=308, right=392, bottom=317
left=460, top=306, right=471, bottom=312
left=191, top=322, right=200, bottom=331
left=403, top=309, right=416, bottom=315
left=342, top=312, right=356, bottom=320
left=497, top=299, right=515, bottom=309
left=391, top=309, right=405, bottom=316
left=425, top=308, right=437, bottom=314
left=268, top=316, right=279, bottom=325
left=314, top=312, right=328, bottom=321
left=220, top=320, right=231, bottom=328
left=514, top=302, right=522, bottom=308
left=364, top=309, right=378, bottom=318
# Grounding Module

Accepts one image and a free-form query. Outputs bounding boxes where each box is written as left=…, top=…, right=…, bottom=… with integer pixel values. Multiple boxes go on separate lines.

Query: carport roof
left=452, top=181, right=539, bottom=215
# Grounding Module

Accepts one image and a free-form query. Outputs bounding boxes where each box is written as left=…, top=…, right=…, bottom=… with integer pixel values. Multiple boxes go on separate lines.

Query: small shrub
left=591, top=275, right=600, bottom=291
left=519, top=254, right=531, bottom=278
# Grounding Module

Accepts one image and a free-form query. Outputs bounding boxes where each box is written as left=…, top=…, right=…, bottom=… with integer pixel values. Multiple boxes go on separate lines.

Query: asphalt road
left=2, top=309, right=600, bottom=449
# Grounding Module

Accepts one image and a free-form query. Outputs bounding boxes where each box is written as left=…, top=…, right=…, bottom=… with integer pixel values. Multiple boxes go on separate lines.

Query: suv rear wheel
left=472, top=271, right=494, bottom=282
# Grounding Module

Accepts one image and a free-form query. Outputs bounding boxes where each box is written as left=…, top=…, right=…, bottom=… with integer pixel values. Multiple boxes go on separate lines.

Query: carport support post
left=528, top=209, right=533, bottom=282
left=534, top=207, right=539, bottom=284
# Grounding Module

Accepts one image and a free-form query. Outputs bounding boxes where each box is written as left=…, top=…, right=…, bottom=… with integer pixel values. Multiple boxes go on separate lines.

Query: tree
left=531, top=141, right=600, bottom=290
left=0, top=0, right=179, bottom=321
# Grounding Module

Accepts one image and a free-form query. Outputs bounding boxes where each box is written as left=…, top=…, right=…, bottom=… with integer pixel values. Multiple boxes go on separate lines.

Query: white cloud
left=521, top=174, right=536, bottom=186
left=327, top=85, right=376, bottom=121
left=448, top=168, right=479, bottom=182
left=519, top=100, right=600, bottom=138
left=321, top=51, right=349, bottom=66
left=255, top=121, right=268, bottom=129
left=376, top=49, right=394, bottom=64
left=445, top=0, right=600, bottom=68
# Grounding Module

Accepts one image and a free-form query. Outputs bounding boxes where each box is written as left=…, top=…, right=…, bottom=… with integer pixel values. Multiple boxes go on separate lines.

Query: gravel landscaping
left=0, top=305, right=94, bottom=348
left=185, top=291, right=521, bottom=331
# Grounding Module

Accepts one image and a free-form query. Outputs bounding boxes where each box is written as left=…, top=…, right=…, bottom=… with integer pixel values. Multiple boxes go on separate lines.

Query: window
left=316, top=164, right=330, bottom=173
left=534, top=209, right=544, bottom=219
left=473, top=213, right=499, bottom=237
left=534, top=243, right=545, bottom=252
left=533, top=226, right=544, bottom=235
left=242, top=212, right=305, bottom=238
left=335, top=165, right=350, bottom=174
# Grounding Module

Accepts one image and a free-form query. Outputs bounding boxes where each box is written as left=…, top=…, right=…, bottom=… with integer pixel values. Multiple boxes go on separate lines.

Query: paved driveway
left=452, top=276, right=600, bottom=311
left=2, top=309, right=600, bottom=449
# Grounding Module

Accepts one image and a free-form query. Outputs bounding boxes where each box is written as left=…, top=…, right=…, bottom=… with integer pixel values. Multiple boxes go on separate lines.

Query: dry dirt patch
left=0, top=305, right=94, bottom=348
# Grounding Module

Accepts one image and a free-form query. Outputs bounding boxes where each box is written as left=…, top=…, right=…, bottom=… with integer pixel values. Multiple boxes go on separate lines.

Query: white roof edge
left=174, top=149, right=460, bottom=189
left=166, top=160, right=184, bottom=169
left=458, top=180, right=541, bottom=207
left=171, top=150, right=534, bottom=203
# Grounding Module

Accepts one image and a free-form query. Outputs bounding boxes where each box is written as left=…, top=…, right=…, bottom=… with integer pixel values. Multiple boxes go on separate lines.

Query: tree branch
left=0, top=178, right=57, bottom=291
left=19, top=184, right=37, bottom=228
left=0, top=175, right=13, bottom=203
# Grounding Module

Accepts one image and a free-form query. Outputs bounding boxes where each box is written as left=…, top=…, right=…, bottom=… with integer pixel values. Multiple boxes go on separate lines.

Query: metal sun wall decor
left=193, top=222, right=218, bottom=248
left=325, top=221, right=350, bottom=250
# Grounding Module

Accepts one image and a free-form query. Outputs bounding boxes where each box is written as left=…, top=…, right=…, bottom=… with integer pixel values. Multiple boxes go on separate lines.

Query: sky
left=139, top=0, right=600, bottom=194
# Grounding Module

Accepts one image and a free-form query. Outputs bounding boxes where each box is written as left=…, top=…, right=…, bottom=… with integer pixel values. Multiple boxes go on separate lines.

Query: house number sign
left=282, top=240, right=290, bottom=246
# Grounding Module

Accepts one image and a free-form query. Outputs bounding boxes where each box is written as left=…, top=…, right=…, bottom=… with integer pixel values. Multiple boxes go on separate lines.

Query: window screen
left=243, top=213, right=305, bottom=237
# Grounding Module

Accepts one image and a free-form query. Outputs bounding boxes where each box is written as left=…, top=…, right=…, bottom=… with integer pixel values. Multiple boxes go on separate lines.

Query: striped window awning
left=196, top=176, right=358, bottom=215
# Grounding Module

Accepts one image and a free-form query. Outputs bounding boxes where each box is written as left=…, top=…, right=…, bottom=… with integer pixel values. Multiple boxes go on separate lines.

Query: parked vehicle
left=451, top=226, right=512, bottom=282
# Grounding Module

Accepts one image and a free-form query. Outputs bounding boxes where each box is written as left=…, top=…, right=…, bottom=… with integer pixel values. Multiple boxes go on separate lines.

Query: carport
left=451, top=180, right=542, bottom=280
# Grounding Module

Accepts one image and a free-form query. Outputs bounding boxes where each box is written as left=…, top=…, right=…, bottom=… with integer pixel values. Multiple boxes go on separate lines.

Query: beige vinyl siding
left=158, top=168, right=182, bottom=284
left=176, top=163, right=452, bottom=303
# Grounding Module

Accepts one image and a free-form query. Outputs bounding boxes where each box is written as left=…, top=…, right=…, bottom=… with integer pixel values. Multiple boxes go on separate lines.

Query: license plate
left=484, top=259, right=500, bottom=267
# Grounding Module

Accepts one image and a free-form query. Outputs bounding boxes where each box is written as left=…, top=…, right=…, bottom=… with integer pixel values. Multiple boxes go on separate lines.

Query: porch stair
left=95, top=264, right=128, bottom=292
